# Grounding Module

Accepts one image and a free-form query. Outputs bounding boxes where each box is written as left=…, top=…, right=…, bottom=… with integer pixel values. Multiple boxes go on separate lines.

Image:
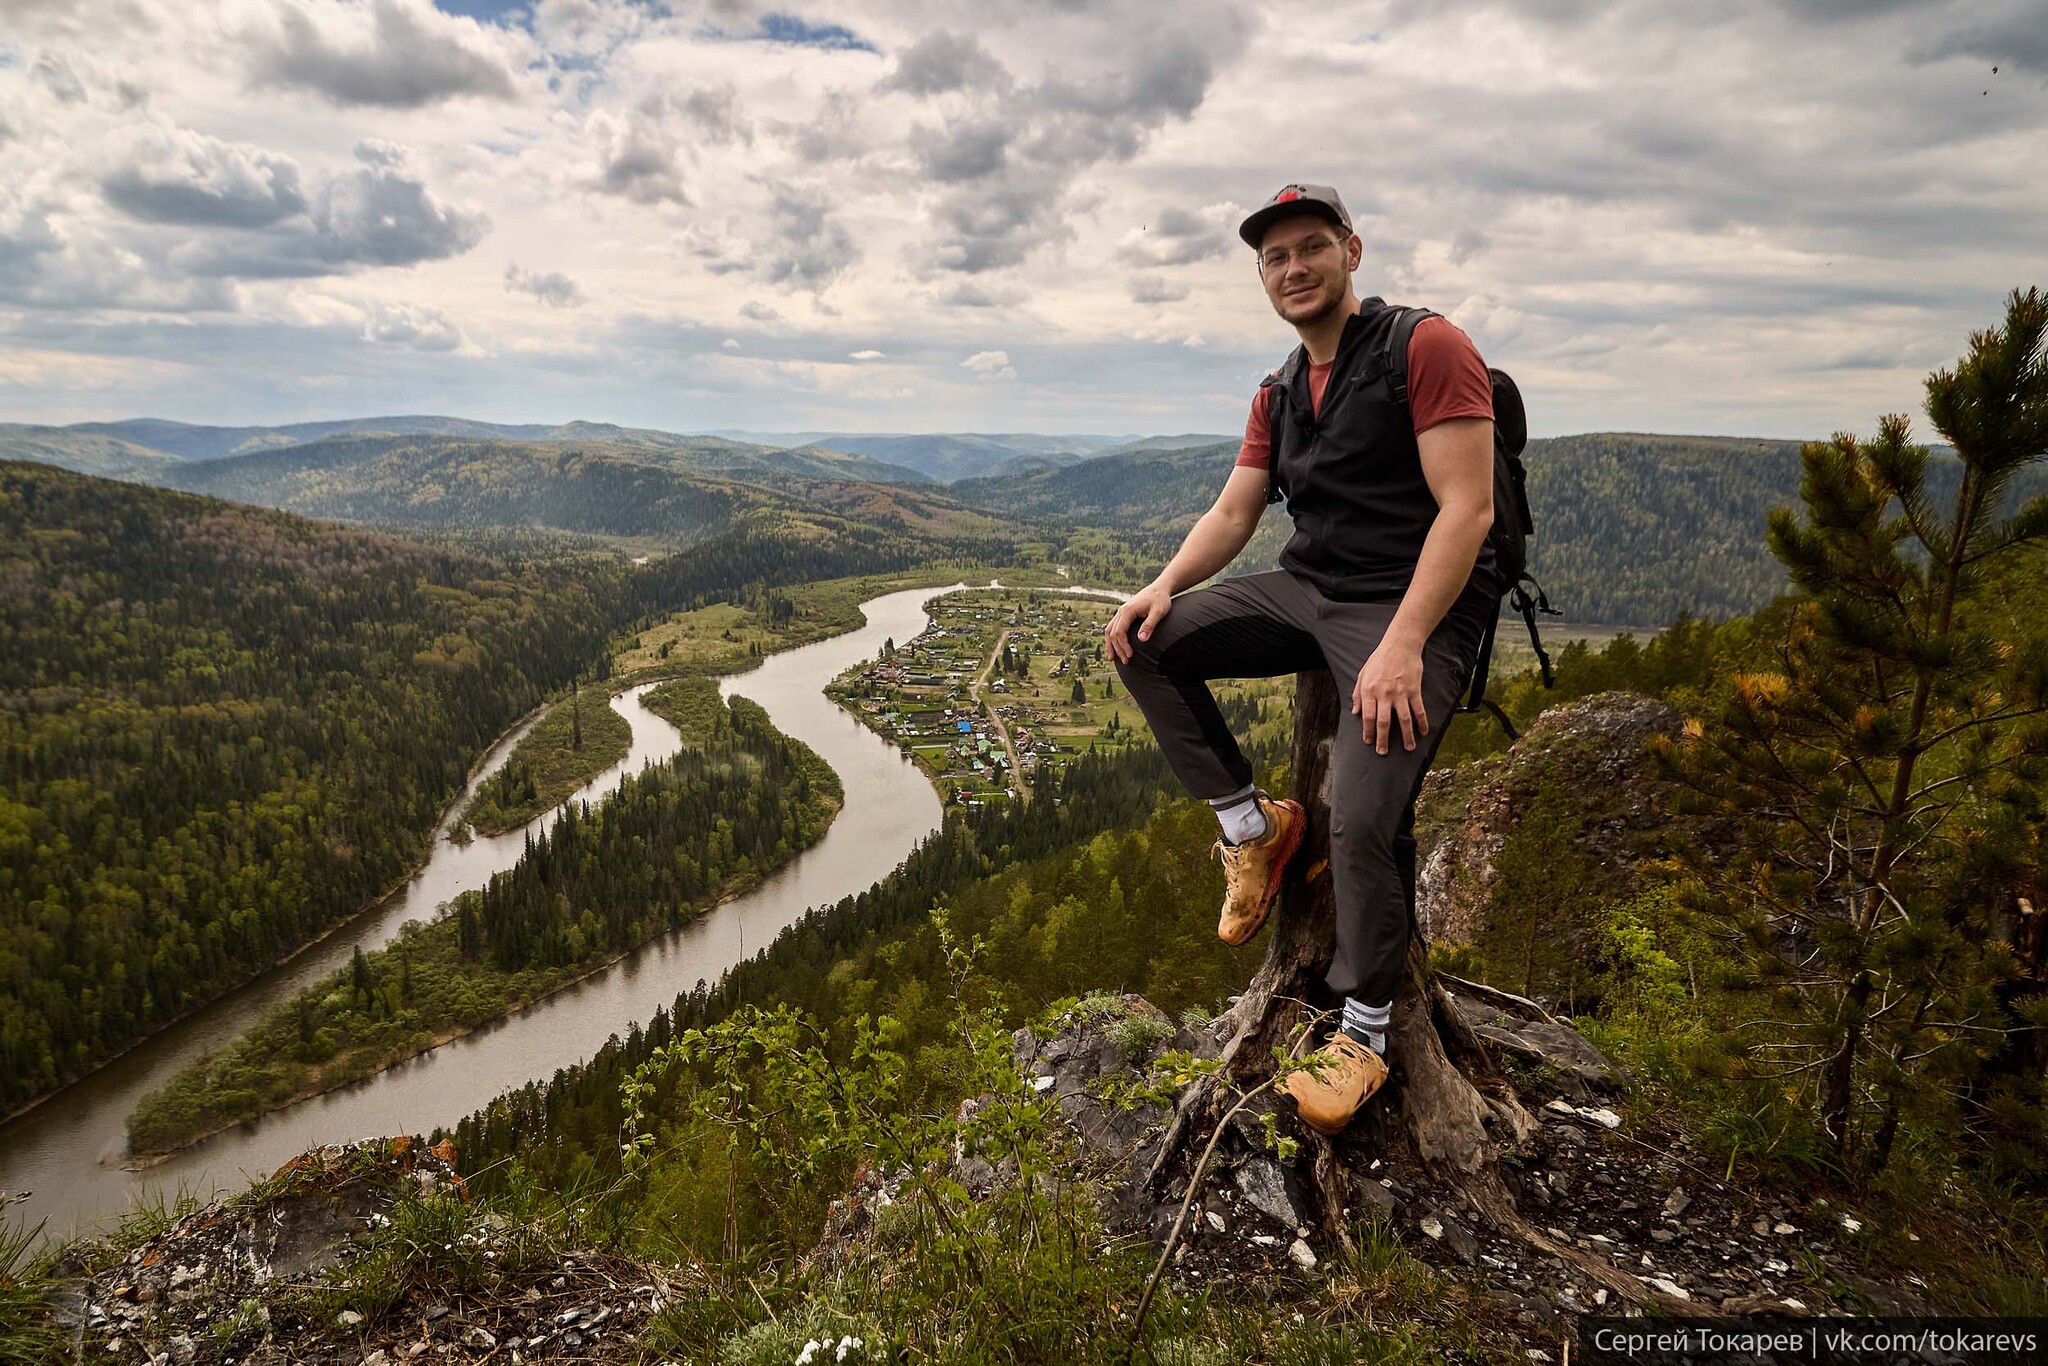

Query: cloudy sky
left=0, top=0, right=2041, bottom=437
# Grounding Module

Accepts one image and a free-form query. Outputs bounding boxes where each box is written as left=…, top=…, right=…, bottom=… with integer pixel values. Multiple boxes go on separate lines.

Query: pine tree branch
left=1914, top=701, right=2048, bottom=754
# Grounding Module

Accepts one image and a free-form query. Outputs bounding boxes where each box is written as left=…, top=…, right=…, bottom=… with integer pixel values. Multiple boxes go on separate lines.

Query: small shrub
left=716, top=1303, right=871, bottom=1366
left=1107, top=1010, right=1173, bottom=1064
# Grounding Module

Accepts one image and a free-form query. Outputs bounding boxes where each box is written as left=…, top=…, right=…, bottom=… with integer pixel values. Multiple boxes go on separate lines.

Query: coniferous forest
left=126, top=687, right=840, bottom=1155
left=0, top=461, right=1013, bottom=1118
left=0, top=464, right=620, bottom=1114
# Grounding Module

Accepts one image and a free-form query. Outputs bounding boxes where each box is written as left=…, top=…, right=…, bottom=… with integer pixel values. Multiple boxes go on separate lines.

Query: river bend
left=0, top=584, right=970, bottom=1241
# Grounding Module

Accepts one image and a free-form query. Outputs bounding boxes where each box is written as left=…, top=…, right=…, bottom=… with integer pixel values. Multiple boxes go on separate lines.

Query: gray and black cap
left=1237, top=183, right=1353, bottom=249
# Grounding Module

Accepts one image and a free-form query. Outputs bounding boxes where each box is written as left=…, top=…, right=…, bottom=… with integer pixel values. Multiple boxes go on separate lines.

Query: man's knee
left=1112, top=641, right=1157, bottom=687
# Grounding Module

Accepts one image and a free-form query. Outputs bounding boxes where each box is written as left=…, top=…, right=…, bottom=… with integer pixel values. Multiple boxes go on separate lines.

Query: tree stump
left=1140, top=672, right=1660, bottom=1305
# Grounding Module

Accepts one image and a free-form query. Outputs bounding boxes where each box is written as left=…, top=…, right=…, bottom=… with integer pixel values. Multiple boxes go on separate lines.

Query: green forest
left=0, top=464, right=621, bottom=1115
left=460, top=684, right=632, bottom=836
left=0, top=463, right=1026, bottom=1120
left=127, top=685, right=838, bottom=1155
left=949, top=430, right=2048, bottom=626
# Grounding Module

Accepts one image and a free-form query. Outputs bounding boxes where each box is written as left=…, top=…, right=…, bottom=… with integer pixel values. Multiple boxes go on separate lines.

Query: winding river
left=0, top=582, right=994, bottom=1243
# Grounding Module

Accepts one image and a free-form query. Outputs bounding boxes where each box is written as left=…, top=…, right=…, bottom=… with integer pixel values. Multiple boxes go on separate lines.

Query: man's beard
left=1278, top=280, right=1344, bottom=327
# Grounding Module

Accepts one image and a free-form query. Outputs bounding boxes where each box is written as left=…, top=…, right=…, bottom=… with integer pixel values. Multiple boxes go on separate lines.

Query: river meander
left=0, top=583, right=982, bottom=1242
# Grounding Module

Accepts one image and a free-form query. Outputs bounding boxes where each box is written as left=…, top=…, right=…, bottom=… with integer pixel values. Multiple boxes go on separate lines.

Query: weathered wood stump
left=1140, top=672, right=1661, bottom=1305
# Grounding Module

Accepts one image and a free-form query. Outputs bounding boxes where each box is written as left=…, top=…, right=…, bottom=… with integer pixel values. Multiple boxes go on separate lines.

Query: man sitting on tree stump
left=1105, top=183, right=1499, bottom=1136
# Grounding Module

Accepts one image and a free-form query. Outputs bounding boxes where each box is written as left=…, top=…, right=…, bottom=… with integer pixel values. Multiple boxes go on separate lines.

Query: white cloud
left=247, top=0, right=525, bottom=108
left=100, top=122, right=306, bottom=228
left=0, top=0, right=2042, bottom=436
left=960, top=348, right=1015, bottom=380
left=362, top=300, right=471, bottom=352
left=1128, top=274, right=1190, bottom=305
left=505, top=262, right=585, bottom=308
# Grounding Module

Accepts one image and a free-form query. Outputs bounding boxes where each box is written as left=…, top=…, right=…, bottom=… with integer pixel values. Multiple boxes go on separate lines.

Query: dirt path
left=971, top=628, right=1028, bottom=801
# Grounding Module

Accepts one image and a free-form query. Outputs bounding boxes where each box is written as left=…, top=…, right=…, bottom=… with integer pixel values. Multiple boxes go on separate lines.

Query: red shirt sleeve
left=1235, top=384, right=1272, bottom=470
left=1406, top=316, right=1493, bottom=435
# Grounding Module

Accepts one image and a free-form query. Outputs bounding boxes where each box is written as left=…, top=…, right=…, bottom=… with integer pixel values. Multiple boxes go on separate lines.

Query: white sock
left=1208, top=785, right=1268, bottom=845
left=1342, top=998, right=1390, bottom=1056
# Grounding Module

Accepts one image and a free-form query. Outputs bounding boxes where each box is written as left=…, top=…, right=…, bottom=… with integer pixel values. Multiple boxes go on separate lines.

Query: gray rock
left=1233, top=1158, right=1306, bottom=1229
left=1434, top=1214, right=1481, bottom=1265
left=1148, top=1204, right=1180, bottom=1246
left=1473, top=1023, right=1549, bottom=1065
left=1352, top=1174, right=1401, bottom=1219
left=955, top=1156, right=998, bottom=1195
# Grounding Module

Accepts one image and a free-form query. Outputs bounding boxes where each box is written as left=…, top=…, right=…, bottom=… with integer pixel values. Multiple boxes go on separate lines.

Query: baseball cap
left=1237, top=183, right=1353, bottom=249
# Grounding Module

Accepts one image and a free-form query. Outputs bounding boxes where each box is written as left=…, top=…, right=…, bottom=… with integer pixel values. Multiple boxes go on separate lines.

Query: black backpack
left=1269, top=306, right=1558, bottom=735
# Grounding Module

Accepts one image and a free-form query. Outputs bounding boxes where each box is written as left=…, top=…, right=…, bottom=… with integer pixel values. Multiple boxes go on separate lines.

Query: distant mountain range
left=0, top=417, right=1175, bottom=486
left=17, top=413, right=2030, bottom=625
left=702, top=430, right=1153, bottom=483
left=147, top=431, right=1011, bottom=550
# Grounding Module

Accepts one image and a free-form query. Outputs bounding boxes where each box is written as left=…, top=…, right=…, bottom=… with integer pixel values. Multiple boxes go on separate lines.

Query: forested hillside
left=0, top=463, right=626, bottom=1114
left=730, top=431, right=1118, bottom=483
left=155, top=434, right=996, bottom=547
left=950, top=434, right=1813, bottom=623
left=0, top=426, right=183, bottom=481
left=620, top=505, right=1022, bottom=621
left=12, top=414, right=1981, bottom=627
left=0, top=456, right=1031, bottom=1117
left=5, top=416, right=919, bottom=474
left=127, top=685, right=840, bottom=1155
left=154, top=436, right=789, bottom=547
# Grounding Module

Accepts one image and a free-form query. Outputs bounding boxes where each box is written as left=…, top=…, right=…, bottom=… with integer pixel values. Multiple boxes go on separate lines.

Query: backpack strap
left=1260, top=345, right=1308, bottom=506
left=1382, top=306, right=1439, bottom=407
left=1461, top=609, right=1518, bottom=739
left=1513, top=578, right=1559, bottom=688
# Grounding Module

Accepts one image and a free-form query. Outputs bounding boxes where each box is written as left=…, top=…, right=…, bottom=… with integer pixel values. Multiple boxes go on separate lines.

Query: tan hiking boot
left=1212, top=794, right=1305, bottom=946
left=1282, top=1032, right=1390, bottom=1135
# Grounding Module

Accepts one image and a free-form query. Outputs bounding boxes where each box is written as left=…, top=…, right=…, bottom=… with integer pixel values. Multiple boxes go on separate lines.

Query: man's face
left=1257, top=214, right=1358, bottom=328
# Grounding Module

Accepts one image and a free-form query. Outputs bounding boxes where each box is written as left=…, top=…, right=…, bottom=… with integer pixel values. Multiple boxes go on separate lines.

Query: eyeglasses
left=1257, top=236, right=1347, bottom=273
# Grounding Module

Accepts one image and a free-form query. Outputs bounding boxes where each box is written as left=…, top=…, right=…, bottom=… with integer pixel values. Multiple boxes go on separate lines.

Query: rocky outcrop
left=49, top=1138, right=664, bottom=1365
left=1440, top=977, right=1629, bottom=1102
left=36, top=995, right=1946, bottom=1363
left=1418, top=691, right=1684, bottom=951
left=994, top=993, right=1936, bottom=1332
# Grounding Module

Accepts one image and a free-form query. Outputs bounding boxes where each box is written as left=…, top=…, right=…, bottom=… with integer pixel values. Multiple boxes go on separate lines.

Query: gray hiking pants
left=1112, top=569, right=1482, bottom=1006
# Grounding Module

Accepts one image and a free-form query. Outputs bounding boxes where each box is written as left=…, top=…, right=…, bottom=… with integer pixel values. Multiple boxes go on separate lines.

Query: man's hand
left=1352, top=640, right=1428, bottom=754
left=1105, top=581, right=1174, bottom=664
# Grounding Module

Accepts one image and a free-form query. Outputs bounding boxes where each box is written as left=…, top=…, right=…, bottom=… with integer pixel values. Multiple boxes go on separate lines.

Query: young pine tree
left=1666, top=288, right=2048, bottom=1173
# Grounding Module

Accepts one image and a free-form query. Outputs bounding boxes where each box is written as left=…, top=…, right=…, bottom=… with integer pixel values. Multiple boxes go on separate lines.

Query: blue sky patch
left=754, top=13, right=879, bottom=53
left=430, top=0, right=532, bottom=26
